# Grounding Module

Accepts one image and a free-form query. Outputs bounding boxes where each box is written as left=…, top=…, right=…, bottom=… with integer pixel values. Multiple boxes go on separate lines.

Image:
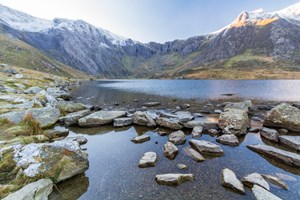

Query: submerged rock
left=59, top=109, right=92, bottom=126
left=260, top=128, right=279, bottom=142
left=183, top=147, right=205, bottom=162
left=263, top=103, right=300, bottom=132
left=131, top=135, right=150, bottom=143
left=78, top=111, right=127, bottom=127
left=189, top=139, right=224, bottom=156
left=163, top=141, right=178, bottom=159
left=132, top=111, right=156, bottom=127
left=221, top=168, right=245, bottom=194
left=247, top=144, right=300, bottom=167
left=168, top=130, right=186, bottom=145
left=156, top=117, right=183, bottom=130
left=261, top=174, right=288, bottom=190
left=191, top=126, right=203, bottom=138
left=155, top=174, right=194, bottom=186
left=113, top=117, right=133, bottom=127
left=138, top=152, right=157, bottom=168
left=252, top=185, right=282, bottom=200
left=242, top=173, right=270, bottom=190
left=279, top=136, right=300, bottom=151
left=3, top=179, right=53, bottom=200
left=216, top=134, right=239, bottom=146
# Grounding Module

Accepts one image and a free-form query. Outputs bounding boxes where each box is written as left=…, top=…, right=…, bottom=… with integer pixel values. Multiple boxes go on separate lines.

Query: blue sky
left=0, top=0, right=299, bottom=42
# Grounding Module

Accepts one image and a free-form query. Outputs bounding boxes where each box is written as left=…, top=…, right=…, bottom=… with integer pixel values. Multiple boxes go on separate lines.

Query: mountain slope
left=0, top=3, right=300, bottom=78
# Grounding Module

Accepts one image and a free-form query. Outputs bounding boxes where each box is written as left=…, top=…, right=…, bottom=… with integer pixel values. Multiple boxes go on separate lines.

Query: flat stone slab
left=221, top=168, right=245, bottom=194
left=59, top=109, right=92, bottom=126
left=216, top=134, right=239, bottom=146
left=78, top=111, right=127, bottom=127
left=155, top=174, right=194, bottom=186
left=262, top=174, right=288, bottom=190
left=279, top=136, right=300, bottom=151
left=189, top=139, right=224, bottom=156
left=168, top=130, right=186, bottom=145
left=183, top=147, right=205, bottom=162
left=247, top=144, right=300, bottom=167
left=252, top=185, right=282, bottom=200
left=163, top=141, right=178, bottom=159
left=113, top=117, right=133, bottom=127
left=242, top=173, right=270, bottom=190
left=131, top=135, right=150, bottom=143
left=138, top=152, right=157, bottom=168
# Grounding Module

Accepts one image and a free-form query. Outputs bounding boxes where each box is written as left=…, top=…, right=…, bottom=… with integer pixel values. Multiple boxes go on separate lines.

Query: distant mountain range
left=0, top=3, right=300, bottom=78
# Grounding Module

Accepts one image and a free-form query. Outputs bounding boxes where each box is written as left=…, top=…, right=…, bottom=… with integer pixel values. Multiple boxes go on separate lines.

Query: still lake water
left=50, top=80, right=300, bottom=200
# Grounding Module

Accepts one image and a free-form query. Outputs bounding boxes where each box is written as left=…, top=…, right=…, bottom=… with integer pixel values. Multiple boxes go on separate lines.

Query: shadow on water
left=49, top=126, right=300, bottom=200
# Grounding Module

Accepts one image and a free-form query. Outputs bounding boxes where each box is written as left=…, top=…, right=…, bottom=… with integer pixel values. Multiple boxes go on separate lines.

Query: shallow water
left=49, top=126, right=300, bottom=200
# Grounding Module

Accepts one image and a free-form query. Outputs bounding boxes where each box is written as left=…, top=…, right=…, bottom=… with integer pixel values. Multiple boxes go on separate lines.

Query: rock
left=0, top=107, right=60, bottom=129
left=131, top=135, right=150, bottom=143
left=3, top=179, right=53, bottom=200
left=189, top=139, right=224, bottom=156
left=263, top=103, right=300, bottom=132
left=242, top=173, right=270, bottom=190
left=191, top=126, right=203, bottom=138
left=169, top=130, right=186, bottom=145
left=138, top=152, right=157, bottom=168
left=43, top=127, right=69, bottom=139
left=78, top=111, right=127, bottom=127
left=208, top=129, right=220, bottom=136
left=183, top=147, right=205, bottom=162
left=5, top=68, right=17, bottom=74
left=252, top=185, right=282, bottom=200
left=224, top=100, right=253, bottom=112
left=184, top=117, right=218, bottom=129
left=155, top=174, right=194, bottom=186
left=221, top=168, right=245, bottom=194
left=247, top=144, right=300, bottom=167
left=113, top=117, right=133, bottom=127
left=261, top=174, right=288, bottom=190
left=218, top=108, right=250, bottom=136
left=56, top=101, right=88, bottom=114
left=14, top=83, right=26, bottom=89
left=66, top=135, right=88, bottom=145
left=292, top=102, right=300, bottom=109
left=163, top=141, right=178, bottom=159
left=279, top=136, right=300, bottom=151
left=132, top=111, right=156, bottom=127
left=216, top=134, right=239, bottom=146
left=46, top=88, right=71, bottom=100
left=140, top=106, right=148, bottom=111
left=143, top=102, right=161, bottom=107
left=275, top=173, right=297, bottom=182
left=59, top=109, right=92, bottom=126
left=278, top=128, right=288, bottom=134
left=214, top=109, right=222, bottom=114
left=177, top=164, right=188, bottom=170
left=260, top=128, right=279, bottom=142
left=182, top=104, right=190, bottom=109
left=173, top=111, right=194, bottom=122
left=14, top=74, right=23, bottom=79
left=24, top=86, right=43, bottom=94
left=13, top=139, right=88, bottom=183
left=156, top=117, right=183, bottom=130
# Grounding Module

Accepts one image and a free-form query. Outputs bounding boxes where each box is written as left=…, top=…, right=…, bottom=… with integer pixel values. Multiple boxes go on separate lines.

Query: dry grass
left=22, top=113, right=42, bottom=136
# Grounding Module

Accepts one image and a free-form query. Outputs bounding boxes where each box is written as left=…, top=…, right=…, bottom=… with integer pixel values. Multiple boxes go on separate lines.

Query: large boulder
left=156, top=117, right=183, bottom=130
left=78, top=111, right=126, bottom=127
left=279, top=136, right=300, bottom=151
left=0, top=107, right=60, bottom=129
left=132, top=111, right=156, bottom=127
left=189, top=139, right=224, bottom=156
left=247, top=144, right=300, bottom=167
left=168, top=130, right=186, bottom=145
left=218, top=108, right=250, bottom=136
left=221, top=168, right=245, bottom=194
left=263, top=103, right=300, bottom=132
left=59, top=109, right=92, bottom=126
left=13, top=139, right=89, bottom=183
left=3, top=179, right=53, bottom=200
left=155, top=174, right=194, bottom=186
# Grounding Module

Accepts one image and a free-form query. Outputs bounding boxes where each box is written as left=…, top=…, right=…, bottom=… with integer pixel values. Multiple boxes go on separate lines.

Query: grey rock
left=3, top=179, right=53, bottom=200
left=183, top=117, right=218, bottom=129
left=14, top=83, right=26, bottom=89
left=183, top=147, right=205, bottom=162
left=66, top=135, right=88, bottom=145
left=43, top=127, right=69, bottom=139
left=138, top=152, right=157, bottom=168
left=177, top=164, right=188, bottom=170
left=260, top=128, right=279, bottom=142
left=191, top=126, right=203, bottom=138
left=132, top=111, right=156, bottom=127
left=113, top=117, right=133, bottom=127
left=208, top=129, right=220, bottom=136
left=143, top=102, right=161, bottom=107
left=78, top=111, right=127, bottom=127
left=221, top=168, right=245, bottom=194
left=224, top=100, right=253, bottom=112
left=214, top=109, right=222, bottom=114
left=279, top=135, right=300, bottom=151
left=242, top=173, right=270, bottom=190
left=156, top=117, right=183, bottom=130
left=252, top=185, right=282, bottom=200
left=59, top=109, right=92, bottom=126
left=264, top=103, right=300, bottom=132
left=163, top=141, right=178, bottom=159
left=56, top=101, right=88, bottom=114
left=189, top=139, right=224, bottom=156
left=24, top=86, right=43, bottom=94
left=247, top=144, right=300, bottom=167
left=169, top=130, right=186, bottom=145
left=216, top=134, right=239, bottom=146
left=131, top=135, right=150, bottom=143
left=261, top=174, right=288, bottom=190
left=155, top=174, right=194, bottom=186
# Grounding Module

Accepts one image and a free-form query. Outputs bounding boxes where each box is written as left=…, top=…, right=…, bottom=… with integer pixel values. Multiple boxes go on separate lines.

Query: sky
left=0, top=0, right=299, bottom=43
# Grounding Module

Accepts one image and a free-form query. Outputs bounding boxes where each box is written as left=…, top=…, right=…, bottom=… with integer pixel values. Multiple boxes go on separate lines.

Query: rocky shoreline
left=0, top=66, right=299, bottom=199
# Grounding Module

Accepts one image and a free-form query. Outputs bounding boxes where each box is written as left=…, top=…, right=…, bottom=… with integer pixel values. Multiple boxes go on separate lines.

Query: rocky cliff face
left=0, top=3, right=300, bottom=78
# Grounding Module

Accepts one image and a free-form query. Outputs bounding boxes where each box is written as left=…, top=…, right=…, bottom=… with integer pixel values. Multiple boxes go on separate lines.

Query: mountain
left=0, top=3, right=300, bottom=78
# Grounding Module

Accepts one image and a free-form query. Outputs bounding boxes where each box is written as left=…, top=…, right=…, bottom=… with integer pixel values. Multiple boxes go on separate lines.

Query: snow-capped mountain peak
left=275, top=2, right=300, bottom=21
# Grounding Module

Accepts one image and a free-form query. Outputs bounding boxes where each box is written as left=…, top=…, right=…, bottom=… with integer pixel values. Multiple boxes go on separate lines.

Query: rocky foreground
left=0, top=65, right=299, bottom=199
